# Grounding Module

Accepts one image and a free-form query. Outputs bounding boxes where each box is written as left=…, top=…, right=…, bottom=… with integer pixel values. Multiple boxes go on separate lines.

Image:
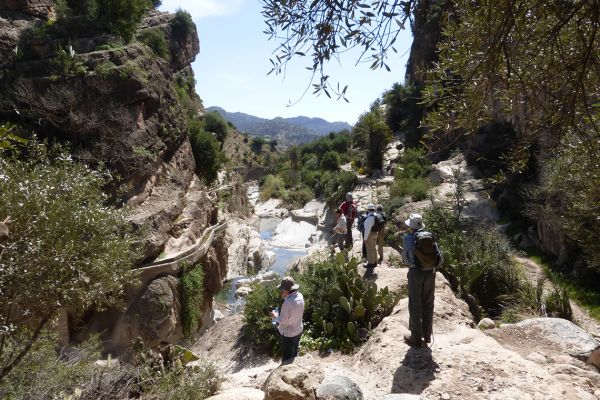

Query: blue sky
left=159, top=0, right=413, bottom=125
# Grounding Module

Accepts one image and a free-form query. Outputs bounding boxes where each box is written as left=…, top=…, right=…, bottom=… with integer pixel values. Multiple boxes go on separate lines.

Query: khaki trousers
left=366, top=232, right=378, bottom=265
left=377, top=227, right=385, bottom=259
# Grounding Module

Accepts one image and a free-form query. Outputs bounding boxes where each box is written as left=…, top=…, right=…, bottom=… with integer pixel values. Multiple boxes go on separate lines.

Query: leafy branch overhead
left=261, top=0, right=416, bottom=100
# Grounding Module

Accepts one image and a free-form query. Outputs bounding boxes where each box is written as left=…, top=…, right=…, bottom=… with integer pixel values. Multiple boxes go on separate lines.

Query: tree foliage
left=189, top=121, right=226, bottom=185
left=353, top=108, right=392, bottom=173
left=203, top=111, right=229, bottom=148
left=261, top=0, right=416, bottom=99
left=0, top=139, right=136, bottom=382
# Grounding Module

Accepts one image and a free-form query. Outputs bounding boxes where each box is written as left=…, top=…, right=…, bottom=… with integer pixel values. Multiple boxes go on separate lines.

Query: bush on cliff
left=189, top=120, right=226, bottom=185
left=0, top=135, right=137, bottom=383
left=56, top=0, right=153, bottom=42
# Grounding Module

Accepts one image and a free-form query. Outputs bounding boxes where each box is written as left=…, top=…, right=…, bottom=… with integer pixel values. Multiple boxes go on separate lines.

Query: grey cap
left=278, top=276, right=299, bottom=291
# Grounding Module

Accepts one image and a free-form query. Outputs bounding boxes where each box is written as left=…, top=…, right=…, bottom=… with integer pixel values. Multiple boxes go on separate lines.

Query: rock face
left=116, top=276, right=183, bottom=350
left=262, top=357, right=325, bottom=400
left=0, top=7, right=230, bottom=352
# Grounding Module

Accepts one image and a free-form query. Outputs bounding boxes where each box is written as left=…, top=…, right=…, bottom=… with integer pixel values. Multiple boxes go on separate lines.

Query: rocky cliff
left=0, top=2, right=228, bottom=351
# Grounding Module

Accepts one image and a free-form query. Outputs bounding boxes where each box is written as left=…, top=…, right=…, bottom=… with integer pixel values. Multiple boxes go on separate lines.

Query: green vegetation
left=138, top=28, right=171, bottom=61
left=171, top=9, right=195, bottom=40
left=181, top=263, right=205, bottom=338
left=0, top=335, right=221, bottom=399
left=203, top=111, right=229, bottom=148
left=353, top=108, right=392, bottom=173
left=389, top=147, right=431, bottom=201
left=243, top=255, right=404, bottom=356
left=55, top=0, right=154, bottom=42
left=189, top=120, right=226, bottom=185
left=0, top=136, right=137, bottom=382
left=50, top=44, right=87, bottom=77
left=257, top=130, right=358, bottom=208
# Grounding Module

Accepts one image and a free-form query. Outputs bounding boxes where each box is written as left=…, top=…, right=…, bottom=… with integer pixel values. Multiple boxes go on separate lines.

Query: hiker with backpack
left=376, top=205, right=387, bottom=263
left=363, top=203, right=385, bottom=268
left=339, top=192, right=357, bottom=248
left=402, top=213, right=442, bottom=347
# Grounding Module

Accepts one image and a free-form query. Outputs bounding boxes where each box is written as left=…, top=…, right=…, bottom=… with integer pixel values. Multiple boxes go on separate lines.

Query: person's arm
left=275, top=299, right=294, bottom=328
left=363, top=216, right=374, bottom=240
left=435, top=242, right=443, bottom=267
left=402, top=233, right=415, bottom=266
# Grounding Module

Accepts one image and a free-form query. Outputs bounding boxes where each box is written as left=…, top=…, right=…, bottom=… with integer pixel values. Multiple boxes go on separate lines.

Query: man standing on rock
left=402, top=213, right=442, bottom=347
left=339, top=192, right=357, bottom=249
left=363, top=203, right=379, bottom=268
left=271, top=276, right=305, bottom=362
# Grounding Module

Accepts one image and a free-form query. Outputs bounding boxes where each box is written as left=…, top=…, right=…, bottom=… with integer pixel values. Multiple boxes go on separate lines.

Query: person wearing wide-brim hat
left=271, top=276, right=304, bottom=362
left=401, top=213, right=441, bottom=347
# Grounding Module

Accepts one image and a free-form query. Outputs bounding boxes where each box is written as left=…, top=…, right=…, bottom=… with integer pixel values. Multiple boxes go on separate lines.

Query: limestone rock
left=477, top=318, right=495, bottom=330
left=206, top=388, right=265, bottom=400
left=236, top=286, right=252, bottom=298
left=262, top=357, right=324, bottom=400
left=118, top=276, right=182, bottom=350
left=316, top=375, right=363, bottom=400
left=379, top=395, right=421, bottom=400
left=0, top=0, right=54, bottom=18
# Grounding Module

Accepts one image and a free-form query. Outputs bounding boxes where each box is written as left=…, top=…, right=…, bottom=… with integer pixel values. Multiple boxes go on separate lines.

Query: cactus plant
left=339, top=296, right=351, bottom=314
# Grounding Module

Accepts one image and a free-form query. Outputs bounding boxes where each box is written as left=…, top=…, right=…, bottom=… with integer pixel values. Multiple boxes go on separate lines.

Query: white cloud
left=159, top=0, right=245, bottom=18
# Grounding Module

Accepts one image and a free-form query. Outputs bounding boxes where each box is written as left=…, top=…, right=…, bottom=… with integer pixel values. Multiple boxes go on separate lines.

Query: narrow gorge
left=0, top=1, right=599, bottom=400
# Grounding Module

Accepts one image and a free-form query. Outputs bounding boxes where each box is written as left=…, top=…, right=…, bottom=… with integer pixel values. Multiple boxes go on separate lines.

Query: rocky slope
left=0, top=3, right=228, bottom=352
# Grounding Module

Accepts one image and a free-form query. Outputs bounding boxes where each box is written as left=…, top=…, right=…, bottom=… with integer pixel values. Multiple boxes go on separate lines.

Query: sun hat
left=405, top=213, right=424, bottom=230
left=346, top=192, right=353, bottom=201
left=278, top=276, right=299, bottom=291
left=367, top=203, right=376, bottom=211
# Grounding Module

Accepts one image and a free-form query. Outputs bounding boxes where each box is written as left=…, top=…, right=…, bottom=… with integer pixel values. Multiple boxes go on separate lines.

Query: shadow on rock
left=391, top=346, right=439, bottom=394
left=230, top=333, right=274, bottom=373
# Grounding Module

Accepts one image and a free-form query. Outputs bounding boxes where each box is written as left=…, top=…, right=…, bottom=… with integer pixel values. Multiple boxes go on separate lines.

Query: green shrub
left=51, top=44, right=88, bottom=76
left=189, top=120, right=226, bottom=185
left=138, top=28, right=170, bottom=60
left=0, top=139, right=137, bottom=381
left=171, top=9, right=194, bottom=40
left=0, top=334, right=101, bottom=399
left=297, top=255, right=403, bottom=353
left=94, top=59, right=117, bottom=77
left=242, top=256, right=404, bottom=356
left=242, top=281, right=282, bottom=355
left=320, top=150, right=340, bottom=171
left=321, top=170, right=358, bottom=209
left=390, top=177, right=430, bottom=201
left=283, top=185, right=314, bottom=208
left=260, top=174, right=286, bottom=201
left=181, top=263, right=204, bottom=338
left=203, top=111, right=229, bottom=147
left=501, top=276, right=573, bottom=322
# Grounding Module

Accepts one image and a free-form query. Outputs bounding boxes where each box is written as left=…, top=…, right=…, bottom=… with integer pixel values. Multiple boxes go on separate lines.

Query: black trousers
left=407, top=267, right=436, bottom=340
left=280, top=333, right=302, bottom=361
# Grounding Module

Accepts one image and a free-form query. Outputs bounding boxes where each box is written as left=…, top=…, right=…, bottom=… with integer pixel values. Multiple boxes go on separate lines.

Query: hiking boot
left=403, top=334, right=423, bottom=347
left=378, top=257, right=383, bottom=263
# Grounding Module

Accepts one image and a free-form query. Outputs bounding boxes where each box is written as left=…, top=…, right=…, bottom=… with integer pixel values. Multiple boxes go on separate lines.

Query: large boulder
left=262, top=357, right=324, bottom=400
left=117, top=276, right=183, bottom=350
left=316, top=375, right=363, bottom=400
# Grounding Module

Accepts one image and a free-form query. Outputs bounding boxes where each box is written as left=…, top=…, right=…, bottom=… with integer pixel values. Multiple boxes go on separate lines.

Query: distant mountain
left=206, top=107, right=353, bottom=145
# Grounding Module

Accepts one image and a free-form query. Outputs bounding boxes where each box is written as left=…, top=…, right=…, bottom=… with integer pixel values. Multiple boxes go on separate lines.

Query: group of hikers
left=331, top=192, right=387, bottom=268
left=272, top=191, right=443, bottom=362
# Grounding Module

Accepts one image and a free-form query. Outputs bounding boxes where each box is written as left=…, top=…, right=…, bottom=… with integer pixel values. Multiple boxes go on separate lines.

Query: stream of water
left=215, top=216, right=312, bottom=313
